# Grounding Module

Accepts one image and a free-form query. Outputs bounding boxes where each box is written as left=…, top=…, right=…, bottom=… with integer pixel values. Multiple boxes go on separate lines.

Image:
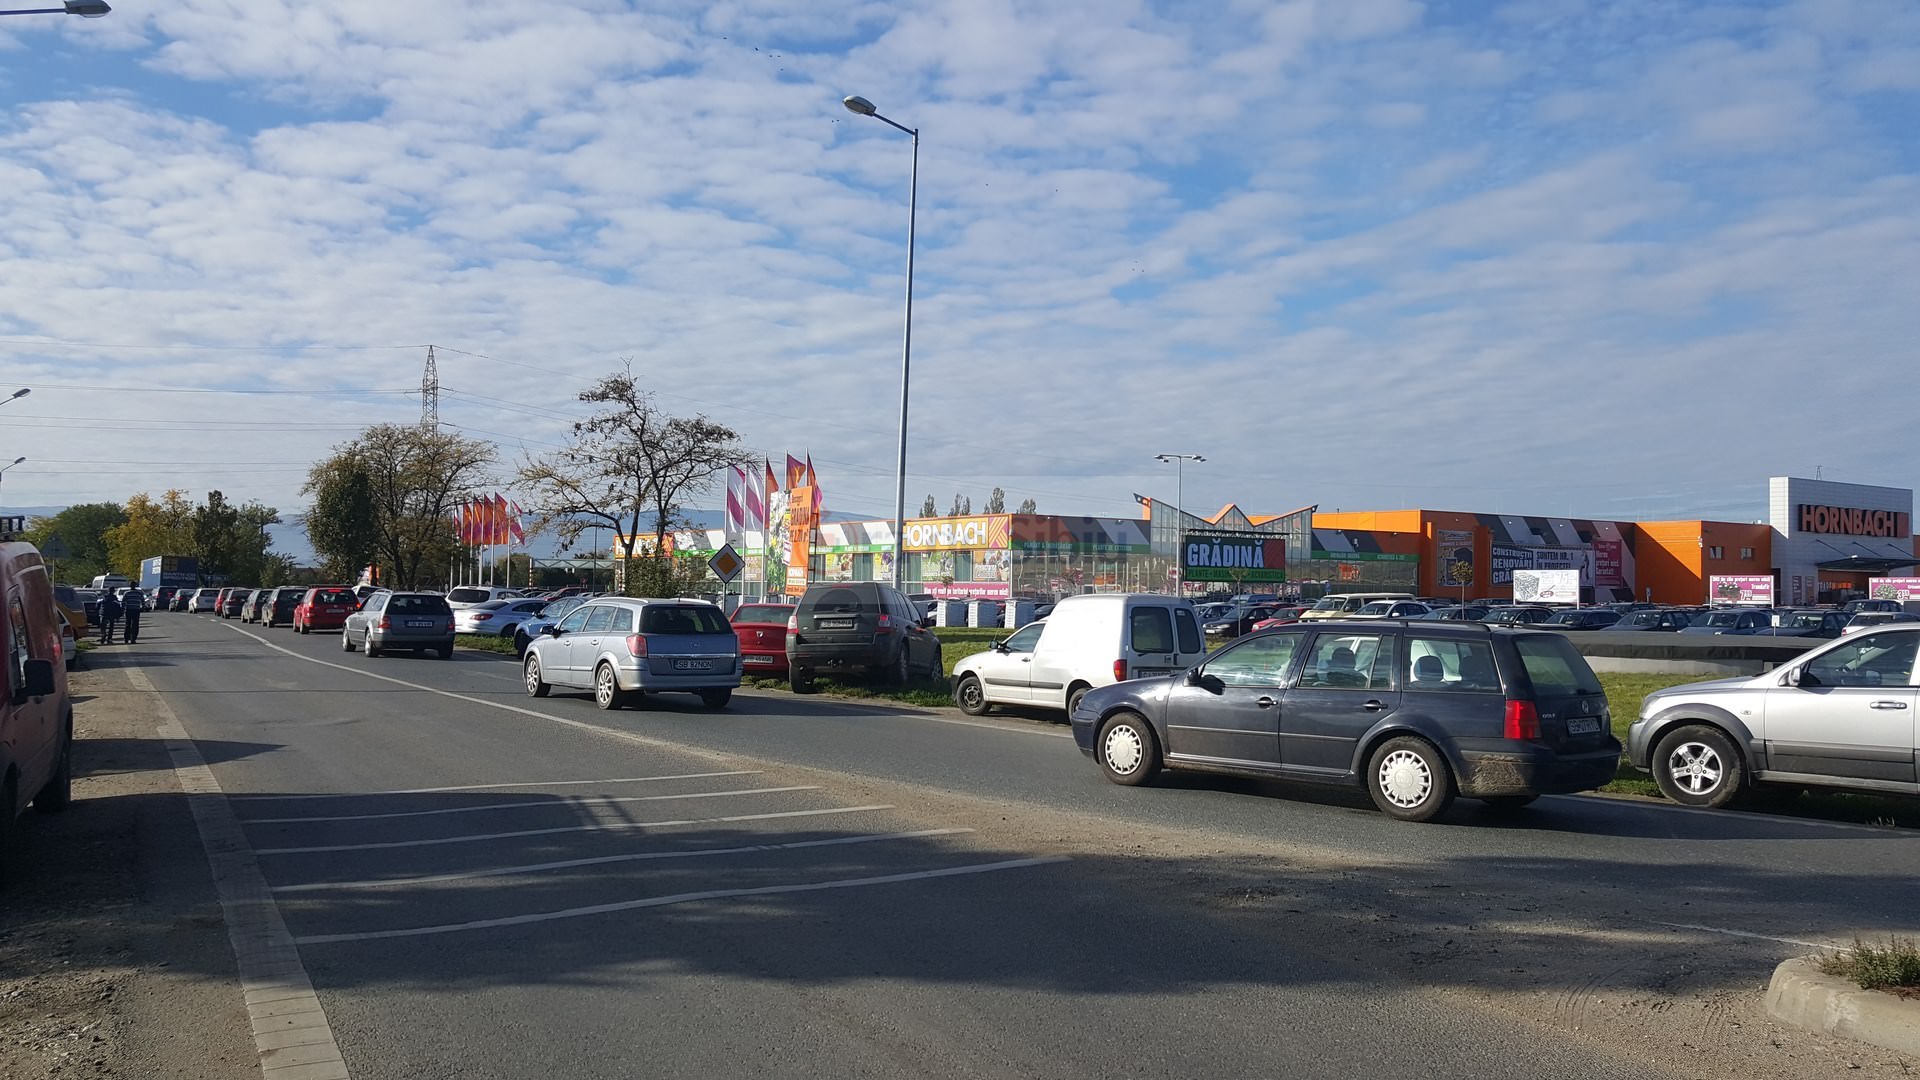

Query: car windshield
left=448, top=588, right=494, bottom=604
left=1784, top=613, right=1826, bottom=628
left=734, top=606, right=793, bottom=624
left=471, top=600, right=511, bottom=611
left=541, top=597, right=588, bottom=620
left=313, top=588, right=355, bottom=604
left=389, top=595, right=451, bottom=614
left=1356, top=602, right=1394, bottom=615
left=640, top=606, right=731, bottom=634
left=1308, top=597, right=1346, bottom=612
left=1696, top=611, right=1743, bottom=627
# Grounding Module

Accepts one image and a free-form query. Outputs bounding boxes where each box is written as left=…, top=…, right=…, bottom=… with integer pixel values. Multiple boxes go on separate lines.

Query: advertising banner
left=1869, top=577, right=1920, bottom=601
left=1513, top=569, right=1580, bottom=603
left=1181, top=534, right=1287, bottom=583
left=923, top=581, right=1011, bottom=600
left=1591, top=540, right=1624, bottom=587
left=1492, top=545, right=1593, bottom=586
left=901, top=515, right=1012, bottom=551
left=1708, top=574, right=1774, bottom=606
left=1436, top=529, right=1474, bottom=589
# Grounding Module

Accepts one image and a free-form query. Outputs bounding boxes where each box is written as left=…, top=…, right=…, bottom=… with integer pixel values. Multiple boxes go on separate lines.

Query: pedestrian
left=121, top=588, right=143, bottom=644
left=98, top=588, right=122, bottom=644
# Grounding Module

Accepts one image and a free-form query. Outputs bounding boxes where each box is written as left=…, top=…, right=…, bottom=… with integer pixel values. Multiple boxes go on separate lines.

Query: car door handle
left=1255, top=696, right=1277, bottom=709
left=1020, top=657, right=1031, bottom=663
left=1870, top=700, right=1909, bottom=710
left=1361, top=699, right=1388, bottom=711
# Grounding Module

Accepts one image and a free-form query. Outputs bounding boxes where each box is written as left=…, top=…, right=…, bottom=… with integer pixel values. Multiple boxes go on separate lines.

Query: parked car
left=511, top=595, right=596, bottom=657
left=523, top=597, right=740, bottom=709
left=785, top=582, right=943, bottom=693
left=952, top=592, right=1206, bottom=717
left=1679, top=608, right=1775, bottom=635
left=1203, top=604, right=1281, bottom=639
left=1843, top=598, right=1904, bottom=615
left=1193, top=602, right=1233, bottom=624
left=1350, top=600, right=1434, bottom=620
left=0, top=542, right=72, bottom=885
left=264, top=587, right=302, bottom=628
left=1540, top=609, right=1621, bottom=631
left=1609, top=609, right=1693, bottom=632
left=170, top=589, right=192, bottom=611
left=220, top=589, right=252, bottom=618
left=1298, top=592, right=1415, bottom=621
left=1414, top=605, right=1490, bottom=622
left=1842, top=611, right=1920, bottom=634
left=446, top=585, right=526, bottom=610
left=1482, top=606, right=1554, bottom=627
left=56, top=609, right=77, bottom=672
left=731, top=603, right=796, bottom=676
left=242, top=589, right=273, bottom=623
left=1249, top=606, right=1308, bottom=631
left=1630, top=625, right=1920, bottom=808
left=51, top=584, right=90, bottom=641
left=342, top=591, right=456, bottom=658
left=454, top=598, right=550, bottom=638
left=1071, top=620, right=1621, bottom=822
left=294, top=586, right=359, bottom=634
left=1765, top=609, right=1850, bottom=639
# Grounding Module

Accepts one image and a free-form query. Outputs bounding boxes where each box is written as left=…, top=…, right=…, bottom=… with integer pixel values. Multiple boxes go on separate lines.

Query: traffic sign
left=41, top=534, right=69, bottom=560
left=708, top=543, right=744, bottom=584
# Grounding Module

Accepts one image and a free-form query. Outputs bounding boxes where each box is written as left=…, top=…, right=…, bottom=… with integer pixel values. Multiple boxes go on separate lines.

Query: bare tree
left=517, top=363, right=750, bottom=595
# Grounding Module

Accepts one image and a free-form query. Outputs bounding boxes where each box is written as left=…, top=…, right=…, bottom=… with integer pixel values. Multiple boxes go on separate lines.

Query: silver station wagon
left=523, top=597, right=740, bottom=710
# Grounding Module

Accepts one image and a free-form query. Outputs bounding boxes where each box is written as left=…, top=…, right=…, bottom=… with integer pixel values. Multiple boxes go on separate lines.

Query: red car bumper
left=735, top=628, right=790, bottom=675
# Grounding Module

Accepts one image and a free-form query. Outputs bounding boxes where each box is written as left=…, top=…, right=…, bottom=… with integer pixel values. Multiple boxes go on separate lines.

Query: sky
left=1, top=0, right=1917, bottom=559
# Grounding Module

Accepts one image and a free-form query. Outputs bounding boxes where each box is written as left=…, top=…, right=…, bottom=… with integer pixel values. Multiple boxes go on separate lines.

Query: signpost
left=709, top=543, right=744, bottom=584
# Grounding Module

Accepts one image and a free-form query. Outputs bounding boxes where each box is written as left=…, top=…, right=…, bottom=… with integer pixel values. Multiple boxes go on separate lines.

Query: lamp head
left=841, top=95, right=877, bottom=117
left=66, top=1, right=112, bottom=16
left=8, top=389, right=27, bottom=400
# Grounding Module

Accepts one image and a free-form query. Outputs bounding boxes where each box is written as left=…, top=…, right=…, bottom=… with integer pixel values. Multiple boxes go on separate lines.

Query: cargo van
left=0, top=542, right=73, bottom=886
left=1298, top=592, right=1415, bottom=621
left=950, top=593, right=1204, bottom=716
left=88, top=574, right=132, bottom=592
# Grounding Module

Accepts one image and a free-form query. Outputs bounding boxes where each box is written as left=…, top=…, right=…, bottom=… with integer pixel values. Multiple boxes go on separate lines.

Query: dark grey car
left=785, top=582, right=942, bottom=693
left=343, top=591, right=455, bottom=659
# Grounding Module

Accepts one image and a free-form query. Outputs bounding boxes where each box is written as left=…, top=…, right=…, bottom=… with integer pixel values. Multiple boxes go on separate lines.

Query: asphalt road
left=117, top=613, right=1920, bottom=1079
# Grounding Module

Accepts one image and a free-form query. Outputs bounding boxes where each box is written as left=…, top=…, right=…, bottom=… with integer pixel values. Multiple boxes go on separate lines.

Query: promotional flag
left=786, top=454, right=806, bottom=491
left=493, top=493, right=511, bottom=545
left=509, top=501, right=526, bottom=544
left=805, top=454, right=821, bottom=513
left=725, top=466, right=745, bottom=541
left=459, top=501, right=475, bottom=546
left=742, top=464, right=765, bottom=533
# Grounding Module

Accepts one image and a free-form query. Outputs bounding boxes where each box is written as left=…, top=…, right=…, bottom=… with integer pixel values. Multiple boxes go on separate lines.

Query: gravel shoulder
left=0, top=650, right=256, bottom=1080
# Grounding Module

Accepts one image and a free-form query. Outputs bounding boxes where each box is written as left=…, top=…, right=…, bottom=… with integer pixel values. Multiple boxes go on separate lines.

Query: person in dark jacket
left=120, top=588, right=143, bottom=644
left=98, top=589, right=122, bottom=644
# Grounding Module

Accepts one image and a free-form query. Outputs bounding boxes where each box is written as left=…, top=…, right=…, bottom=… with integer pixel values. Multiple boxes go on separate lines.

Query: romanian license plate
left=743, top=655, right=774, bottom=665
left=1566, top=716, right=1602, bottom=735
left=673, top=659, right=715, bottom=671
left=407, top=619, right=435, bottom=629
left=818, top=618, right=854, bottom=630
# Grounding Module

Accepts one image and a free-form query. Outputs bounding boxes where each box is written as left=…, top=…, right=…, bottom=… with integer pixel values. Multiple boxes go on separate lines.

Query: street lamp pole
left=1155, top=453, right=1205, bottom=597
left=842, top=93, right=918, bottom=592
left=0, top=457, right=25, bottom=504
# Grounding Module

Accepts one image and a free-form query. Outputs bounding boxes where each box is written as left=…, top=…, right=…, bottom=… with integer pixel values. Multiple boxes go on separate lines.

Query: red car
left=731, top=603, right=796, bottom=676
left=1248, top=605, right=1308, bottom=632
left=293, top=585, right=359, bottom=634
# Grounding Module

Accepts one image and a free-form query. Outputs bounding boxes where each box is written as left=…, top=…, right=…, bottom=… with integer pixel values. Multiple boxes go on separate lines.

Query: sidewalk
left=0, top=643, right=257, bottom=1079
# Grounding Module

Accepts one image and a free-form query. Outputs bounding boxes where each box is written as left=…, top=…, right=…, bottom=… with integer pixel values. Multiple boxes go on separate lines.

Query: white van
left=950, top=593, right=1205, bottom=717
left=89, top=574, right=132, bottom=592
left=1297, top=592, right=1415, bottom=621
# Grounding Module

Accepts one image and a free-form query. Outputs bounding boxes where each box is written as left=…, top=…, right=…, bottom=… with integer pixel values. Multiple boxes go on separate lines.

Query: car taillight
left=786, top=614, right=798, bottom=631
left=1113, top=659, right=1128, bottom=682
left=625, top=634, right=647, bottom=656
left=876, top=614, right=893, bottom=635
left=473, top=614, right=492, bottom=621
left=1504, top=699, right=1541, bottom=741
left=377, top=617, right=391, bottom=630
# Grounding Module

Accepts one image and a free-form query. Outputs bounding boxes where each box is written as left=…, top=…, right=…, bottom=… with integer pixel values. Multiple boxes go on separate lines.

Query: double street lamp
left=0, top=2, right=111, bottom=16
left=841, top=93, right=918, bottom=591
left=1156, top=453, right=1205, bottom=595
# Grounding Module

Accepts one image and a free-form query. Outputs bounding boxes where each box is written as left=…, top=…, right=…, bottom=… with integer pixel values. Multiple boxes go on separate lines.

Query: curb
left=1766, top=956, right=1920, bottom=1056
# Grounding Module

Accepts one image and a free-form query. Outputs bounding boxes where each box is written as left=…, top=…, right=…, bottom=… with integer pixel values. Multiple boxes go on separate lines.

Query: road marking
left=293, top=856, right=1069, bottom=944
left=1652, top=921, right=1843, bottom=951
left=125, top=660, right=352, bottom=1079
left=257, top=804, right=895, bottom=855
left=273, top=828, right=975, bottom=893
left=228, top=771, right=761, bottom=801
left=240, top=785, right=820, bottom=824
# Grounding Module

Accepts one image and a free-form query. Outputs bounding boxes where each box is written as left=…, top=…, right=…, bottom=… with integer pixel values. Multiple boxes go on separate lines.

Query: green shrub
left=1821, top=937, right=1920, bottom=989
left=455, top=633, right=517, bottom=655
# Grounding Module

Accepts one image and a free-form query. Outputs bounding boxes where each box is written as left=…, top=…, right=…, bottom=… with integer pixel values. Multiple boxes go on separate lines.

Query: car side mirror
left=547, top=624, right=564, bottom=637
left=19, top=657, right=55, bottom=701
left=991, top=639, right=1009, bottom=654
left=1184, top=667, right=1205, bottom=686
left=1792, top=668, right=1820, bottom=688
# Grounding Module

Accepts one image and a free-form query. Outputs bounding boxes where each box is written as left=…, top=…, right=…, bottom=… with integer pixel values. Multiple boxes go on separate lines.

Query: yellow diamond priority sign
left=708, top=543, right=744, bottom=584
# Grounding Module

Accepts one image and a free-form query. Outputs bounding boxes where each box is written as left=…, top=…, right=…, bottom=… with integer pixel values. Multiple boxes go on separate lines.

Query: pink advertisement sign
left=1591, top=540, right=1624, bottom=587
left=1708, top=575, right=1774, bottom=605
left=1869, top=577, right=1920, bottom=601
left=923, top=581, right=1011, bottom=600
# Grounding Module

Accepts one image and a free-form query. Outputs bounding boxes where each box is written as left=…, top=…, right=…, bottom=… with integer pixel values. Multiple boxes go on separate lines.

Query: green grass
left=455, top=633, right=517, bottom=655
left=75, top=639, right=97, bottom=652
left=1822, top=937, right=1920, bottom=990
left=1598, top=672, right=1707, bottom=796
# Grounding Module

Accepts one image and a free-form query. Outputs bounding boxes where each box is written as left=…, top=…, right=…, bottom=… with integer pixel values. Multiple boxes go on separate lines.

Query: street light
left=0, top=2, right=111, bottom=16
left=0, top=457, right=24, bottom=503
left=1155, top=453, right=1205, bottom=596
left=1, top=389, right=28, bottom=405
left=842, top=92, right=919, bottom=591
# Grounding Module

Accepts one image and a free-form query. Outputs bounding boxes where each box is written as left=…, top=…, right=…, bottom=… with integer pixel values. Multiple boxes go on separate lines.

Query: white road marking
left=294, top=856, right=1069, bottom=944
left=1652, top=920, right=1843, bottom=951
left=126, top=660, right=352, bottom=1079
left=273, top=828, right=975, bottom=893
left=241, top=785, right=819, bottom=824
left=256, top=804, right=895, bottom=855
left=228, top=771, right=760, bottom=801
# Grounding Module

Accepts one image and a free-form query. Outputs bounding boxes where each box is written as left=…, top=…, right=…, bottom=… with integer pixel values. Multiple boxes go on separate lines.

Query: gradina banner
left=1181, top=534, right=1287, bottom=583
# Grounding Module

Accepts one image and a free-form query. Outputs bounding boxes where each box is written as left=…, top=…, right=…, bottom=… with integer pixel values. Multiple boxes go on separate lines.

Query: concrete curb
left=1766, top=956, right=1920, bottom=1056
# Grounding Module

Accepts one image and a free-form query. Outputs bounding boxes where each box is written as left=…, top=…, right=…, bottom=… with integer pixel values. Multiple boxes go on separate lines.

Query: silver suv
left=523, top=597, right=740, bottom=710
left=1628, top=625, right=1920, bottom=807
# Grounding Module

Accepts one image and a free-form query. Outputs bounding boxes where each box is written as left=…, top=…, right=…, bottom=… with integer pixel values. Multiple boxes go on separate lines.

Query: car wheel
left=700, top=689, right=731, bottom=710
left=953, top=674, right=990, bottom=716
left=498, top=624, right=516, bottom=642
left=890, top=648, right=913, bottom=687
left=1478, top=794, right=1537, bottom=814
left=524, top=654, right=550, bottom=697
left=513, top=631, right=530, bottom=659
left=341, top=629, right=355, bottom=652
left=1066, top=684, right=1090, bottom=717
left=789, top=669, right=815, bottom=694
left=437, top=644, right=454, bottom=660
left=1367, top=736, right=1456, bottom=823
left=1098, top=712, right=1161, bottom=786
left=33, top=717, right=72, bottom=813
left=363, top=632, right=382, bottom=658
left=1652, top=725, right=1745, bottom=808
left=594, top=663, right=626, bottom=710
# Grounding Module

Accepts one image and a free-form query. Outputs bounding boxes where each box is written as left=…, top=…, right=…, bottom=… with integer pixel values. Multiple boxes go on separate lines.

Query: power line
left=24, top=382, right=415, bottom=396
left=0, top=338, right=427, bottom=352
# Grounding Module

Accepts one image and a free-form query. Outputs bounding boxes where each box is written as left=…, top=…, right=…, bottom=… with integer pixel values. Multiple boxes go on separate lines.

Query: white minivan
left=950, top=593, right=1205, bottom=717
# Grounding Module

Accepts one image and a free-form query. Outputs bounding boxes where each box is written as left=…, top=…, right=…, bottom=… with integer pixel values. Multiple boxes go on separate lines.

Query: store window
left=1707, top=545, right=1724, bottom=559
left=853, top=554, right=874, bottom=581
left=1738, top=547, right=1754, bottom=560
left=951, top=552, right=972, bottom=582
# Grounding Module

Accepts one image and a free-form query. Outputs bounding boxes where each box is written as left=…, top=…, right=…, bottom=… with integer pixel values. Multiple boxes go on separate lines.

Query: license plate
left=817, top=618, right=854, bottom=630
left=743, top=655, right=774, bottom=665
left=1566, top=716, right=1602, bottom=735
left=673, top=659, right=715, bottom=671
left=407, top=620, right=435, bottom=629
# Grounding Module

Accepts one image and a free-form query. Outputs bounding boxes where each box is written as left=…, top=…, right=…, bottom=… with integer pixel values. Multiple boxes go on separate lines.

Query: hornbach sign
left=1797, top=505, right=1910, bottom=538
left=1182, top=534, right=1287, bottom=583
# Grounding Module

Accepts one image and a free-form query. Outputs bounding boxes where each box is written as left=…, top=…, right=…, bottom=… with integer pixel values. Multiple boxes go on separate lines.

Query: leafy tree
left=259, top=552, right=299, bottom=588
left=23, top=502, right=125, bottom=584
left=1016, top=497, right=1037, bottom=514
left=306, top=424, right=494, bottom=590
left=516, top=363, right=749, bottom=597
left=919, top=494, right=938, bottom=518
left=948, top=494, right=963, bottom=517
left=104, top=490, right=197, bottom=580
left=301, top=462, right=378, bottom=582
left=985, top=487, right=1005, bottom=514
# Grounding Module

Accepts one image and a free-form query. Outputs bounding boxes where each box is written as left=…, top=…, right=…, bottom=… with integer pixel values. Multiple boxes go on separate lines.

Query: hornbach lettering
left=1797, top=505, right=1910, bottom=538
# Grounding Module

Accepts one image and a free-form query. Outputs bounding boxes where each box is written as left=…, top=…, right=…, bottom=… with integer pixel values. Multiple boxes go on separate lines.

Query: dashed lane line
left=229, top=771, right=761, bottom=801
left=240, top=785, right=821, bottom=824
left=273, top=828, right=975, bottom=893
left=256, top=804, right=896, bottom=856
left=293, top=856, right=1070, bottom=945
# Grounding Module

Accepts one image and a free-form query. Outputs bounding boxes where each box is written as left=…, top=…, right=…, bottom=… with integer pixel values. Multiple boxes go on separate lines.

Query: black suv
left=1070, top=620, right=1621, bottom=822
left=785, top=582, right=942, bottom=692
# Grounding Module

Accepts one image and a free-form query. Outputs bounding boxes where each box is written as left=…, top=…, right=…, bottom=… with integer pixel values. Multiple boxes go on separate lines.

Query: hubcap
left=1104, top=724, right=1144, bottom=775
left=961, top=681, right=981, bottom=708
left=1666, top=742, right=1723, bottom=795
left=525, top=659, right=540, bottom=691
left=1377, top=749, right=1432, bottom=808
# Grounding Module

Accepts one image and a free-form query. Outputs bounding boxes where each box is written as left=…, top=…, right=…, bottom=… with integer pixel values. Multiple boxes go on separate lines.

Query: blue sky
left=1, top=0, right=1917, bottom=555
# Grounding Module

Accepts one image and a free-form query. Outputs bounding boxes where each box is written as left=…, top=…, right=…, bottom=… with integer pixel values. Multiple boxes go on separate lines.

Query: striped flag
left=742, top=464, right=765, bottom=533
left=725, top=466, right=746, bottom=541
left=509, top=501, right=526, bottom=545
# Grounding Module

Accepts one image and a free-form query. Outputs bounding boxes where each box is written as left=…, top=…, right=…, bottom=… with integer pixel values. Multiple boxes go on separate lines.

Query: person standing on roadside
left=98, top=588, right=122, bottom=644
left=121, top=587, right=143, bottom=644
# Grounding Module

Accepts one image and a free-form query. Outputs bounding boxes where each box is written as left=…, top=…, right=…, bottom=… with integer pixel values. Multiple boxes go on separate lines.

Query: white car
left=949, top=593, right=1206, bottom=717
left=446, top=585, right=527, bottom=610
left=1841, top=611, right=1920, bottom=634
left=454, top=598, right=551, bottom=638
